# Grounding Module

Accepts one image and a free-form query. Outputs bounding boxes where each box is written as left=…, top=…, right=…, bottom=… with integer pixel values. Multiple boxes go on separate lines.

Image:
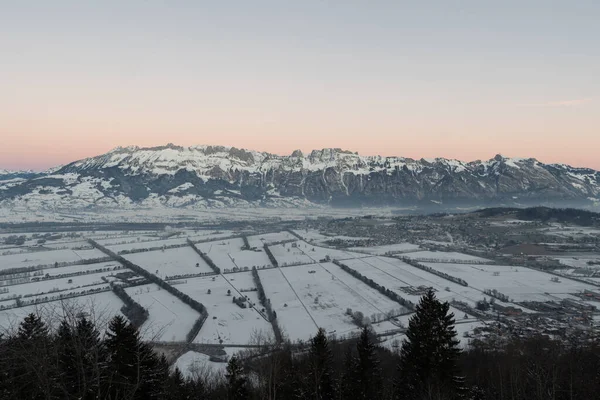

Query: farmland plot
left=246, top=231, right=297, bottom=248
left=422, top=262, right=597, bottom=302
left=33, top=261, right=123, bottom=278
left=0, top=248, right=107, bottom=271
left=0, top=291, right=125, bottom=332
left=23, top=283, right=111, bottom=305
left=3, top=271, right=113, bottom=297
left=123, top=247, right=213, bottom=278
left=257, top=268, right=318, bottom=342
left=175, top=276, right=273, bottom=344
left=295, top=241, right=365, bottom=262
left=125, top=284, right=201, bottom=341
left=225, top=271, right=262, bottom=307
left=349, top=243, right=421, bottom=255
left=279, top=264, right=407, bottom=337
left=94, top=234, right=160, bottom=247
left=106, top=237, right=189, bottom=253
left=194, top=239, right=261, bottom=271
left=340, top=257, right=500, bottom=309
left=269, top=243, right=314, bottom=266
left=402, top=251, right=490, bottom=263
left=42, top=240, right=94, bottom=250
left=187, top=230, right=238, bottom=242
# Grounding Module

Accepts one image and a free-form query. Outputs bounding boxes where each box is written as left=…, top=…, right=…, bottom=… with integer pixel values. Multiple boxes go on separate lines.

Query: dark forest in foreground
left=1, top=291, right=599, bottom=400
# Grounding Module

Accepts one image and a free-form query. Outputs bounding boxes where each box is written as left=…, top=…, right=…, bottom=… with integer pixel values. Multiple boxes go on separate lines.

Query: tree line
left=332, top=260, right=415, bottom=310
left=251, top=267, right=282, bottom=343
left=187, top=239, right=221, bottom=274
left=2, top=289, right=600, bottom=399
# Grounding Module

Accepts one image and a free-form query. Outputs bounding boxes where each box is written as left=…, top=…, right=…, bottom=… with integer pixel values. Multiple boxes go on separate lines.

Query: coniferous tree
left=308, top=327, right=336, bottom=400
left=104, top=315, right=161, bottom=399
left=75, top=316, right=105, bottom=399
left=14, top=312, right=56, bottom=399
left=395, top=289, right=463, bottom=400
left=340, top=344, right=355, bottom=399
left=226, top=356, right=249, bottom=400
left=56, top=319, right=79, bottom=398
left=17, top=312, right=48, bottom=340
left=351, top=326, right=382, bottom=399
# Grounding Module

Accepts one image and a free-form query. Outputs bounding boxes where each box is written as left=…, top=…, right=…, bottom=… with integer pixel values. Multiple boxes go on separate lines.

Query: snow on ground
left=225, top=271, right=261, bottom=307
left=278, top=263, right=406, bottom=339
left=340, top=257, right=513, bottom=311
left=0, top=248, right=107, bottom=270
left=348, top=243, right=421, bottom=255
left=293, top=241, right=366, bottom=261
left=195, top=238, right=272, bottom=271
left=173, top=349, right=246, bottom=380
left=246, top=231, right=297, bottom=248
left=554, top=256, right=600, bottom=270
left=175, top=275, right=273, bottom=344
left=125, top=284, right=201, bottom=341
left=41, top=240, right=94, bottom=250
left=257, top=268, right=318, bottom=342
left=187, top=230, right=239, bottom=242
left=3, top=271, right=113, bottom=297
left=422, top=262, right=597, bottom=302
left=31, top=260, right=123, bottom=278
left=269, top=243, right=314, bottom=266
left=402, top=250, right=491, bottom=263
left=0, top=291, right=125, bottom=333
left=122, top=247, right=213, bottom=278
left=105, top=237, right=189, bottom=253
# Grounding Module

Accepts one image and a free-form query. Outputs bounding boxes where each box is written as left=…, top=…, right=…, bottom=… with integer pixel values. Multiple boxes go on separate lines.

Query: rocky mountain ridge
left=1, top=144, right=599, bottom=210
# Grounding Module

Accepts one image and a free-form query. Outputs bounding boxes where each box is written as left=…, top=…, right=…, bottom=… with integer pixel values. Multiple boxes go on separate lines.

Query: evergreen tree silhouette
left=226, top=356, right=249, bottom=400
left=308, top=327, right=336, bottom=400
left=395, top=289, right=464, bottom=399
left=350, top=326, right=382, bottom=399
left=104, top=315, right=161, bottom=399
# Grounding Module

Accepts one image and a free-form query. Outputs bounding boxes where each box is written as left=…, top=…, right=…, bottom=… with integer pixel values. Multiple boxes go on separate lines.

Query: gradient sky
left=1, top=0, right=599, bottom=171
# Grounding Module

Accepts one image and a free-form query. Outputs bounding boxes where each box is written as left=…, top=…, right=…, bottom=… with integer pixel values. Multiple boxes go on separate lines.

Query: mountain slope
left=1, top=144, right=599, bottom=210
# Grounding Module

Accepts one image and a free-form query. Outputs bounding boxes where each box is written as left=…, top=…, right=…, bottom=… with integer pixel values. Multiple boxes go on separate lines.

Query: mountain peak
left=3, top=144, right=598, bottom=210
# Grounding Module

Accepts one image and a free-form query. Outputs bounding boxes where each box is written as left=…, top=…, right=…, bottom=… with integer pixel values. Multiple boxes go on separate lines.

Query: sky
left=1, top=0, right=599, bottom=171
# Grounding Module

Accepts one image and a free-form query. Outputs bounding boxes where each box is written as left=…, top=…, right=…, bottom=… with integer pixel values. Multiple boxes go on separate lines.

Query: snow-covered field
left=0, top=248, right=107, bottom=270
left=339, top=257, right=513, bottom=310
left=402, top=251, right=491, bottom=263
left=246, top=231, right=297, bottom=248
left=175, top=276, right=273, bottom=344
left=195, top=238, right=272, bottom=271
left=279, top=263, right=407, bottom=338
left=106, top=237, right=189, bottom=253
left=349, top=243, right=421, bottom=255
left=0, top=291, right=125, bottom=333
left=125, top=284, right=201, bottom=341
left=269, top=243, right=315, bottom=266
left=421, top=262, right=597, bottom=302
left=123, top=247, right=214, bottom=278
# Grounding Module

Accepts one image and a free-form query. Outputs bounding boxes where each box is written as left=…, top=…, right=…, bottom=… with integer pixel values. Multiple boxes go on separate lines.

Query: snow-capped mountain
left=1, top=144, right=599, bottom=210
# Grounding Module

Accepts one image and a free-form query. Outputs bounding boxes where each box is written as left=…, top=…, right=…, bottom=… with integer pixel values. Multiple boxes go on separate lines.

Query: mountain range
left=1, top=144, right=599, bottom=210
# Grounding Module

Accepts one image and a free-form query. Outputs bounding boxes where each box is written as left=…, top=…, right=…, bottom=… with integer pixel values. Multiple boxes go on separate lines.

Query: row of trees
left=110, top=284, right=149, bottom=328
left=241, top=236, right=250, bottom=250
left=89, top=240, right=209, bottom=334
left=251, top=267, right=282, bottom=343
left=3, top=289, right=600, bottom=399
left=117, top=243, right=188, bottom=255
left=187, top=239, right=221, bottom=274
left=332, top=260, right=415, bottom=311
left=0, top=312, right=205, bottom=399
left=0, top=257, right=112, bottom=281
left=262, top=245, right=279, bottom=267
left=10, top=286, right=111, bottom=309
left=399, top=257, right=469, bottom=286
